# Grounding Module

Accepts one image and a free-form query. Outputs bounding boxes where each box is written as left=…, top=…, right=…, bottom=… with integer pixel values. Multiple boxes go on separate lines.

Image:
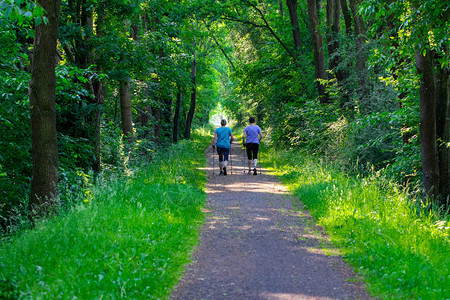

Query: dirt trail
left=171, top=143, right=371, bottom=300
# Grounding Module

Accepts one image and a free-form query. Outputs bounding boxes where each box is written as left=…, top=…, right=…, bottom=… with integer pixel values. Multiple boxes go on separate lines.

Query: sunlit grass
left=264, top=149, right=450, bottom=299
left=0, top=131, right=210, bottom=299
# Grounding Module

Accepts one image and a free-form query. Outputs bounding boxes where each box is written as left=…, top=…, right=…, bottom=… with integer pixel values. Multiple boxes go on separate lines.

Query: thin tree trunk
left=340, top=0, right=352, bottom=35
left=91, top=10, right=106, bottom=173
left=29, top=0, right=62, bottom=219
left=163, top=94, right=173, bottom=140
left=307, top=0, right=328, bottom=103
left=203, top=20, right=235, bottom=70
left=286, top=0, right=301, bottom=49
left=173, top=88, right=182, bottom=143
left=349, top=0, right=369, bottom=111
left=119, top=79, right=134, bottom=141
left=185, top=50, right=197, bottom=140
left=92, top=78, right=103, bottom=173
left=415, top=49, right=440, bottom=201
left=154, top=104, right=161, bottom=144
left=327, top=0, right=350, bottom=107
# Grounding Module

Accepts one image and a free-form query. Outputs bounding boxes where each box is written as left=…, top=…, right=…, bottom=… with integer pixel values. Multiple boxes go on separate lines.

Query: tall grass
left=265, top=149, right=450, bottom=299
left=0, top=131, right=210, bottom=299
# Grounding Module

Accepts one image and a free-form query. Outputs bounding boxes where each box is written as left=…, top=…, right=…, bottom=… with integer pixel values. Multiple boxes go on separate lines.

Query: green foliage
left=0, top=0, right=46, bottom=27
left=0, top=70, right=31, bottom=227
left=0, top=135, right=207, bottom=299
left=265, top=150, right=450, bottom=299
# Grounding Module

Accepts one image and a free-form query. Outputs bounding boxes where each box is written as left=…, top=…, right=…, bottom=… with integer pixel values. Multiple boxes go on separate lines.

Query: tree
left=185, top=36, right=197, bottom=139
left=286, top=0, right=301, bottom=49
left=307, top=0, right=328, bottom=103
left=29, top=0, right=62, bottom=219
left=362, top=0, right=450, bottom=202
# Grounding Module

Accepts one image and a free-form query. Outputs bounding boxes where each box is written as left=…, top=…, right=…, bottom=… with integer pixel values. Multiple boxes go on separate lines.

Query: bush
left=0, top=134, right=208, bottom=299
left=265, top=149, right=450, bottom=299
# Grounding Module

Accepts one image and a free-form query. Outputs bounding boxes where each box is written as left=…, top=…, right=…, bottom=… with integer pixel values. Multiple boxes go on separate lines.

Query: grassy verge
left=264, top=149, right=450, bottom=299
left=0, top=131, right=210, bottom=299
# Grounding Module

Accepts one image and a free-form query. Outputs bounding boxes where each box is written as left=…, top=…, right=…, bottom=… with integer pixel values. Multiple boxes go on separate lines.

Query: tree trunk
left=326, top=0, right=340, bottom=71
left=91, top=11, right=106, bottom=174
left=153, top=106, right=162, bottom=145
left=307, top=0, right=329, bottom=103
left=173, top=89, right=182, bottom=143
left=326, top=0, right=350, bottom=107
left=29, top=0, right=62, bottom=219
left=340, top=0, right=352, bottom=35
left=415, top=49, right=440, bottom=201
left=436, top=63, right=450, bottom=201
left=92, top=78, right=103, bottom=173
left=185, top=51, right=197, bottom=139
left=162, top=94, right=173, bottom=140
left=286, top=0, right=301, bottom=49
left=349, top=0, right=369, bottom=111
left=119, top=79, right=134, bottom=141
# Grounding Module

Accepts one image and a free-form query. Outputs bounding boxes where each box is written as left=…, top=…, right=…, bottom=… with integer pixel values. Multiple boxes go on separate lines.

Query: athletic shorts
left=216, top=147, right=230, bottom=162
left=246, top=143, right=259, bottom=160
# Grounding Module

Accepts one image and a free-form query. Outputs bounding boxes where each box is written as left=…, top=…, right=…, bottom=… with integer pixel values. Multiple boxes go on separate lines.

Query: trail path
left=171, top=143, right=371, bottom=300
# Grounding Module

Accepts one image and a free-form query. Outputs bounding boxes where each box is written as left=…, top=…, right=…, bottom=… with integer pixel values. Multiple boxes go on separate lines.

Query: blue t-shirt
left=244, top=125, right=261, bottom=144
left=215, top=127, right=232, bottom=148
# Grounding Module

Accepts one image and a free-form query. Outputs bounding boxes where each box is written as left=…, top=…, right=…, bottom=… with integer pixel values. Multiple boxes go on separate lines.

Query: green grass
left=0, top=130, right=210, bottom=299
left=264, top=149, right=450, bottom=299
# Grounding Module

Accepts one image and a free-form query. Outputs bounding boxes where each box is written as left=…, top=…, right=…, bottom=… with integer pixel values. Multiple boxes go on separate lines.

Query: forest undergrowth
left=265, top=149, right=450, bottom=299
left=0, top=130, right=210, bottom=299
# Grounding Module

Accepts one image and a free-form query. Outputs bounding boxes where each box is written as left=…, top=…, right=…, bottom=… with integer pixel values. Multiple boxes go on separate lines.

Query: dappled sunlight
left=259, top=292, right=332, bottom=300
left=206, top=179, right=290, bottom=195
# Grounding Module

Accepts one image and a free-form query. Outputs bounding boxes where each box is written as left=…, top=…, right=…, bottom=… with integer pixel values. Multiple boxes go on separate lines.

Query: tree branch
left=203, top=20, right=236, bottom=70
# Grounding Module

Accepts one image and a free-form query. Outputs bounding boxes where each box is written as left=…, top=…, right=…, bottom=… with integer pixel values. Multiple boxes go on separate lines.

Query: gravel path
left=171, top=143, right=372, bottom=300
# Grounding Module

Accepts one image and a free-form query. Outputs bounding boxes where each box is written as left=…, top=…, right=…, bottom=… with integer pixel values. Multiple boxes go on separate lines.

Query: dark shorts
left=216, top=147, right=230, bottom=162
left=246, top=143, right=259, bottom=160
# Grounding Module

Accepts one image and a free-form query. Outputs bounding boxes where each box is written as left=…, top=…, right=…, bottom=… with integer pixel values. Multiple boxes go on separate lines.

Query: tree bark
left=92, top=77, right=103, bottom=173
left=326, top=0, right=340, bottom=70
left=326, top=0, right=350, bottom=107
left=119, top=79, right=134, bottom=141
left=436, top=62, right=450, bottom=200
left=29, top=0, right=62, bottom=219
left=340, top=0, right=352, bottom=35
left=286, top=0, right=301, bottom=49
left=349, top=0, right=369, bottom=111
left=307, top=0, right=329, bottom=103
left=154, top=104, right=162, bottom=144
left=173, top=88, right=182, bottom=143
left=415, top=49, right=440, bottom=201
left=185, top=51, right=197, bottom=140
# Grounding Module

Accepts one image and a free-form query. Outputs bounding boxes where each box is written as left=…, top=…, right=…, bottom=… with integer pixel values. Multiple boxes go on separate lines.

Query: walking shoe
left=219, top=171, right=224, bottom=176
left=253, top=168, right=257, bottom=175
left=223, top=167, right=227, bottom=176
left=248, top=170, right=252, bottom=175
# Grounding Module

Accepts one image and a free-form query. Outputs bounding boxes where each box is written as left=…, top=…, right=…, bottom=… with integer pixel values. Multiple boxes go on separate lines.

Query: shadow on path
left=171, top=143, right=371, bottom=300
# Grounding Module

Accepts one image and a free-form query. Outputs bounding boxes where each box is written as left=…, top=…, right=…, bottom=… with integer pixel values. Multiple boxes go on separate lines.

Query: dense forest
left=0, top=0, right=449, bottom=228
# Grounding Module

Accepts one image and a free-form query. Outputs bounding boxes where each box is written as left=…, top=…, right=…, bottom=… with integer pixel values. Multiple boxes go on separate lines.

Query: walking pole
left=212, top=147, right=215, bottom=175
left=230, top=147, right=233, bottom=174
left=259, top=146, right=262, bottom=175
left=243, top=144, right=246, bottom=173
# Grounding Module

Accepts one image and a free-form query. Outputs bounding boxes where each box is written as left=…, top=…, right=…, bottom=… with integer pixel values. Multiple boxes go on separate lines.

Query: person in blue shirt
left=243, top=116, right=263, bottom=175
left=212, top=119, right=235, bottom=176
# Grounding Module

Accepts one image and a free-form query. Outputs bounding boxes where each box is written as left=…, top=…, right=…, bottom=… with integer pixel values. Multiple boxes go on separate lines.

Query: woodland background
left=0, top=0, right=449, bottom=230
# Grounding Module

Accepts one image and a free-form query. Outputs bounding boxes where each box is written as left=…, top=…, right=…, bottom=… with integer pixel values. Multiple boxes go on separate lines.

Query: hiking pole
left=212, top=147, right=215, bottom=175
left=230, top=147, right=233, bottom=174
left=243, top=144, right=246, bottom=173
left=259, top=146, right=262, bottom=175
